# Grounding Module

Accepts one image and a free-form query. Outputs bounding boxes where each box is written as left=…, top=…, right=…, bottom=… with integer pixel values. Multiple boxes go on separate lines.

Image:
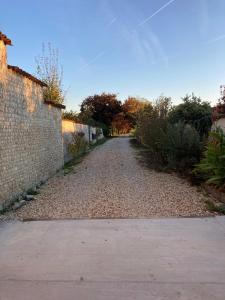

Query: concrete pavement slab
left=0, top=217, right=225, bottom=299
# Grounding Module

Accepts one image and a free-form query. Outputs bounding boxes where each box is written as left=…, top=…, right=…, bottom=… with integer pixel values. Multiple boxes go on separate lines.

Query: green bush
left=168, top=94, right=212, bottom=138
left=195, top=128, right=225, bottom=187
left=135, top=96, right=207, bottom=174
left=68, top=131, right=88, bottom=158
left=63, top=110, right=79, bottom=122
left=159, top=122, right=202, bottom=171
left=137, top=117, right=167, bottom=151
left=136, top=96, right=171, bottom=150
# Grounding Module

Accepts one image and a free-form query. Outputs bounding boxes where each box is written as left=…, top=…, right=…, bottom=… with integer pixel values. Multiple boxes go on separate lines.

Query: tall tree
left=122, top=97, right=149, bottom=128
left=168, top=94, right=212, bottom=137
left=80, top=93, right=122, bottom=127
left=111, top=112, right=131, bottom=135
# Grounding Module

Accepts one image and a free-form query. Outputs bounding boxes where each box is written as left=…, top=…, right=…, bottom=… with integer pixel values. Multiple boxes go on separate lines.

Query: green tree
left=63, top=110, right=79, bottom=122
left=78, top=107, right=95, bottom=125
left=168, top=94, right=212, bottom=137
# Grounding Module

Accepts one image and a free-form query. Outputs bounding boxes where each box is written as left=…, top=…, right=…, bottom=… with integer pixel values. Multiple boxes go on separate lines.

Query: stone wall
left=213, top=118, right=225, bottom=134
left=62, top=119, right=104, bottom=163
left=0, top=38, right=64, bottom=208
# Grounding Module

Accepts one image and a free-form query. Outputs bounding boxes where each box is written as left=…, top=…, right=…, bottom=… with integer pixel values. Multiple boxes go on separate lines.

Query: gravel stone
left=12, top=203, right=20, bottom=211
left=25, top=195, right=35, bottom=201
left=7, top=138, right=211, bottom=220
left=12, top=200, right=26, bottom=210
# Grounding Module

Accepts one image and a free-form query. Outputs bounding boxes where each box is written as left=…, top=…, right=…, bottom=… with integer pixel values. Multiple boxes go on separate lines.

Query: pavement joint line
left=1, top=279, right=225, bottom=285
left=20, top=215, right=215, bottom=222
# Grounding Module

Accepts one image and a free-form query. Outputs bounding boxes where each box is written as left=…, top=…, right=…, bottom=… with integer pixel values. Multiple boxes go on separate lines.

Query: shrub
left=68, top=131, right=88, bottom=158
left=137, top=116, right=167, bottom=151
left=63, top=110, right=79, bottom=122
left=136, top=96, right=171, bottom=148
left=159, top=122, right=202, bottom=171
left=36, top=43, right=65, bottom=104
left=195, top=128, right=225, bottom=187
left=168, top=94, right=212, bottom=138
left=135, top=96, right=203, bottom=172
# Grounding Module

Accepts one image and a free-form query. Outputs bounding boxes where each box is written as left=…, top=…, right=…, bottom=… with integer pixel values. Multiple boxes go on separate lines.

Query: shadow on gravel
left=130, top=138, right=204, bottom=185
left=129, top=138, right=167, bottom=173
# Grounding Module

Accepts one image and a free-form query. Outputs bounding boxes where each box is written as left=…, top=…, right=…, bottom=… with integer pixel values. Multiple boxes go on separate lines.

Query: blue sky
left=1, top=0, right=225, bottom=110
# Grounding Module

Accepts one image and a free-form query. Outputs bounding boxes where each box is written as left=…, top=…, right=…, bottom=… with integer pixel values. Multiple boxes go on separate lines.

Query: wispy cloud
left=207, top=34, right=225, bottom=44
left=199, top=0, right=209, bottom=37
left=125, top=0, right=178, bottom=65
left=121, top=29, right=151, bottom=63
left=79, top=51, right=105, bottom=71
left=121, top=27, right=168, bottom=67
left=106, top=17, right=117, bottom=28
left=79, top=0, right=175, bottom=71
left=138, top=0, right=177, bottom=26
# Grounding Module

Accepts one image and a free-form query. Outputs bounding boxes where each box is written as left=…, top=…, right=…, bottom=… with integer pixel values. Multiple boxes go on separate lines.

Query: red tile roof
left=8, top=65, right=47, bottom=87
left=0, top=31, right=12, bottom=45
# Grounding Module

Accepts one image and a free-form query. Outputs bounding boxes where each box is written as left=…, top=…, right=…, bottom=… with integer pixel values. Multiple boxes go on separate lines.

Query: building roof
left=8, top=65, right=47, bottom=87
left=0, top=31, right=12, bottom=45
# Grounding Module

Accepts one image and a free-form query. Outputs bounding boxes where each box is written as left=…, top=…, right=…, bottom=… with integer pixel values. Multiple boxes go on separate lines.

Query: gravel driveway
left=9, top=137, right=210, bottom=220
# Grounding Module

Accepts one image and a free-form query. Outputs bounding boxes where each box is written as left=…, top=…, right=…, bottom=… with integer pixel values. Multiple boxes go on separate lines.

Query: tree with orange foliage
left=111, top=112, right=131, bottom=135
left=122, top=97, right=150, bottom=128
